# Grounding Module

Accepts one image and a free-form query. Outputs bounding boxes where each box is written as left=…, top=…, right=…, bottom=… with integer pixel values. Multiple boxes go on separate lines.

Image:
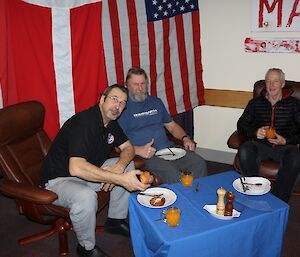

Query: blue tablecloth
left=129, top=171, right=289, bottom=257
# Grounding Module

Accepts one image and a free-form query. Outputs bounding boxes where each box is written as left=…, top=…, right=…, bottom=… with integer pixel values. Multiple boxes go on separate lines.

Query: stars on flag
left=148, top=0, right=198, bottom=22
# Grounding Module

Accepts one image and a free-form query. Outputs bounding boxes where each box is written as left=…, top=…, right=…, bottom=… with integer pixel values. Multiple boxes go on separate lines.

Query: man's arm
left=164, top=121, right=196, bottom=151
left=69, top=157, right=148, bottom=192
left=112, top=140, right=135, bottom=173
left=237, top=100, right=260, bottom=138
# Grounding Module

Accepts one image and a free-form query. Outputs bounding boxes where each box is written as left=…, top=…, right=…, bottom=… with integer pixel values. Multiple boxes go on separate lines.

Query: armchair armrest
left=0, top=180, right=58, bottom=204
left=227, top=130, right=248, bottom=149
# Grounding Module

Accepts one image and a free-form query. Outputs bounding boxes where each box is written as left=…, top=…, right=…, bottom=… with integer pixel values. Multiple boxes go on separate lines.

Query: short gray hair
left=265, top=68, right=285, bottom=83
left=125, top=67, right=149, bottom=85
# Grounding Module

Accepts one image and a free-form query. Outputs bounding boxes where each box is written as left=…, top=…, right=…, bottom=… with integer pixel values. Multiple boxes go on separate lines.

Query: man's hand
left=256, top=126, right=269, bottom=139
left=101, top=183, right=115, bottom=192
left=268, top=133, right=286, bottom=145
left=100, top=162, right=127, bottom=191
left=182, top=137, right=196, bottom=151
left=135, top=139, right=156, bottom=159
left=120, top=170, right=150, bottom=192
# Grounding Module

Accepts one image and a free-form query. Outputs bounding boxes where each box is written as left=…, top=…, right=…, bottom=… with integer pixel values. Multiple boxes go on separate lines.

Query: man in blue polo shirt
left=118, top=67, right=207, bottom=184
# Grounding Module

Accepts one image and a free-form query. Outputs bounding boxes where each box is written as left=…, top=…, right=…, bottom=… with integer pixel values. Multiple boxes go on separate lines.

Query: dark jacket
left=237, top=86, right=300, bottom=146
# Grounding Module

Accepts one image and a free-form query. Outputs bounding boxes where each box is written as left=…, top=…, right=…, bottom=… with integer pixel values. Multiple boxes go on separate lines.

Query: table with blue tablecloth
left=129, top=171, right=289, bottom=257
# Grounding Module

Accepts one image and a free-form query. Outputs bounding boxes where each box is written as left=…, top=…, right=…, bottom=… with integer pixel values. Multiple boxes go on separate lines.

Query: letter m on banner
left=251, top=0, right=300, bottom=31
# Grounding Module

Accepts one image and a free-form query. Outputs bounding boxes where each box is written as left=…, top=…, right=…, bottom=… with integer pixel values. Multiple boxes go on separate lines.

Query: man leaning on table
left=40, top=84, right=150, bottom=257
left=118, top=67, right=207, bottom=184
left=237, top=68, right=300, bottom=203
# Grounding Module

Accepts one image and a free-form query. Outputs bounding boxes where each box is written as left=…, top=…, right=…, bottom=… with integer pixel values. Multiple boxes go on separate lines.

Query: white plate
left=233, top=177, right=271, bottom=195
left=137, top=187, right=177, bottom=209
left=155, top=147, right=186, bottom=161
left=203, top=205, right=240, bottom=220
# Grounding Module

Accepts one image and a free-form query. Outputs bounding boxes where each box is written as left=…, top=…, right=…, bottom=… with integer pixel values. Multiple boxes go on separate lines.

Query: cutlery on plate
left=243, top=182, right=263, bottom=186
left=167, top=147, right=176, bottom=156
left=239, top=177, right=249, bottom=192
left=137, top=192, right=163, bottom=197
left=156, top=153, right=175, bottom=157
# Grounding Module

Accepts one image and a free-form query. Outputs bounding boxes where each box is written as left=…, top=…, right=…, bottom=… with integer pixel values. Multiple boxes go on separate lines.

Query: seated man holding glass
left=118, top=67, right=207, bottom=184
left=237, top=68, right=300, bottom=203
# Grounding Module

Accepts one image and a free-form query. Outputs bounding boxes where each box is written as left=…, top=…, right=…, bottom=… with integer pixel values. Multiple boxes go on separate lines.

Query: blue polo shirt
left=118, top=95, right=173, bottom=151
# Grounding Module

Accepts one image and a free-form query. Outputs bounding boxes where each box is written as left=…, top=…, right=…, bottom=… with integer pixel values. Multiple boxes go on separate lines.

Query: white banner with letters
left=252, top=0, right=300, bottom=32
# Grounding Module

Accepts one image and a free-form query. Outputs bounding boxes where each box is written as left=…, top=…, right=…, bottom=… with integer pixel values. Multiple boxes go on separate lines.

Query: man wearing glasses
left=41, top=84, right=149, bottom=257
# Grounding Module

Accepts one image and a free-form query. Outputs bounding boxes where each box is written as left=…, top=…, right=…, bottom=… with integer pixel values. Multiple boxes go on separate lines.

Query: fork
left=239, top=176, right=249, bottom=192
left=194, top=181, right=200, bottom=192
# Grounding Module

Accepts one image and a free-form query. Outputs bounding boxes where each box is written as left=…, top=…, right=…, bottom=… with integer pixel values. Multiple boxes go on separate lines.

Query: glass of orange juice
left=266, top=127, right=276, bottom=139
left=181, top=170, right=193, bottom=187
left=161, top=206, right=181, bottom=227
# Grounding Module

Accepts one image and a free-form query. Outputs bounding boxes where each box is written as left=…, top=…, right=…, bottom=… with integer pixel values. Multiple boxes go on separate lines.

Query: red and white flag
left=0, top=0, right=204, bottom=139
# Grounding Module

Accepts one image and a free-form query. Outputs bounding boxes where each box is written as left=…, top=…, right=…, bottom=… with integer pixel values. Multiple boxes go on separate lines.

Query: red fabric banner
left=0, top=0, right=204, bottom=140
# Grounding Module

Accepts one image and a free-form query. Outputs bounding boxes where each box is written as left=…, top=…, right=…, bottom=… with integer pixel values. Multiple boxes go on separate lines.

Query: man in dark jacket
left=237, top=68, right=300, bottom=203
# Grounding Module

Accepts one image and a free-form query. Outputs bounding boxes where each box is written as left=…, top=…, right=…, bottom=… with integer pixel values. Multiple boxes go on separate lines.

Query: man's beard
left=129, top=91, right=148, bottom=102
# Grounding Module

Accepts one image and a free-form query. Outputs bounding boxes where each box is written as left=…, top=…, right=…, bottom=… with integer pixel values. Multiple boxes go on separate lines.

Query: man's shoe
left=104, top=218, right=130, bottom=237
left=77, top=244, right=108, bottom=257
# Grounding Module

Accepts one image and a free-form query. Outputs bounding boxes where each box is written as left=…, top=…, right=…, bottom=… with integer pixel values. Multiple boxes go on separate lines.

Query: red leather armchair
left=227, top=80, right=300, bottom=194
left=0, top=101, right=110, bottom=256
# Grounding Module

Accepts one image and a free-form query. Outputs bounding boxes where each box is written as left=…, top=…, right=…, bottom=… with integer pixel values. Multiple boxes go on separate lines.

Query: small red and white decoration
left=244, top=37, right=300, bottom=53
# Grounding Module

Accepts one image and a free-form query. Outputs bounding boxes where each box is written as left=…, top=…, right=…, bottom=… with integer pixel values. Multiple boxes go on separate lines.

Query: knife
left=243, top=182, right=263, bottom=186
left=138, top=192, right=163, bottom=197
left=156, top=153, right=175, bottom=157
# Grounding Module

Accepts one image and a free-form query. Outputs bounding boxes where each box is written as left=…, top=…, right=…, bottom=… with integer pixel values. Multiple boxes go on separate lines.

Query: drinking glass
left=181, top=170, right=193, bottom=187
left=161, top=206, right=181, bottom=227
left=266, top=127, right=276, bottom=139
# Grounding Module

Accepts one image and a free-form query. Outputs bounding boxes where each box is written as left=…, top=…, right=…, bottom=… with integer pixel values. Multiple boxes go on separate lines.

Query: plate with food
left=137, top=187, right=177, bottom=208
left=155, top=147, right=186, bottom=161
left=203, top=205, right=241, bottom=220
left=232, top=177, right=271, bottom=195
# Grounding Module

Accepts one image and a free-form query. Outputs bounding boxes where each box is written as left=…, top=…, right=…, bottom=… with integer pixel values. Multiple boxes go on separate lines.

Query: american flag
left=0, top=0, right=204, bottom=139
left=102, top=0, right=205, bottom=115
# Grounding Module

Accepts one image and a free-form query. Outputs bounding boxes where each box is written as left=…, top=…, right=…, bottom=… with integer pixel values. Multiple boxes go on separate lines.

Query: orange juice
left=166, top=207, right=181, bottom=227
left=181, top=171, right=193, bottom=187
left=266, top=127, right=276, bottom=139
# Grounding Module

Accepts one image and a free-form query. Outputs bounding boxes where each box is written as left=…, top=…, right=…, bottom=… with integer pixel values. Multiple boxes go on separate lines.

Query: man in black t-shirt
left=41, top=84, right=149, bottom=257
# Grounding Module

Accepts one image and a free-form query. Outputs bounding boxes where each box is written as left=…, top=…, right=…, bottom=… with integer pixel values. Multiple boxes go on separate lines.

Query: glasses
left=107, top=95, right=127, bottom=107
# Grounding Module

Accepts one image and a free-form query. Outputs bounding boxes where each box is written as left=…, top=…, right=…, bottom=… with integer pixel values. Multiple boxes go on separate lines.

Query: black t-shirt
left=41, top=105, right=128, bottom=187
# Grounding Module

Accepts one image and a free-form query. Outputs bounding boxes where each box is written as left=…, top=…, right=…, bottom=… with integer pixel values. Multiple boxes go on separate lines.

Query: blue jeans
left=238, top=140, right=300, bottom=202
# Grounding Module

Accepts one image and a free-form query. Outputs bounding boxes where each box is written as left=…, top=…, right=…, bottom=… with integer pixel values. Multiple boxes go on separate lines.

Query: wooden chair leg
left=18, top=226, right=56, bottom=245
left=96, top=226, right=105, bottom=233
left=56, top=218, right=72, bottom=256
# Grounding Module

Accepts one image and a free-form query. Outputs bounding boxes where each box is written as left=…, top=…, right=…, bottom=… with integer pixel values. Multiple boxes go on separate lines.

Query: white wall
left=195, top=0, right=300, bottom=162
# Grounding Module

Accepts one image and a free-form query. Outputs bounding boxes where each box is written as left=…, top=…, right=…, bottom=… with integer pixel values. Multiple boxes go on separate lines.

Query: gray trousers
left=45, top=158, right=133, bottom=250
left=144, top=149, right=207, bottom=184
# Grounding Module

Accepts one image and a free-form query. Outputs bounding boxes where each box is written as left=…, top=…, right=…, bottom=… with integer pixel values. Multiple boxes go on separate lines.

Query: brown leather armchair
left=227, top=80, right=300, bottom=194
left=0, top=101, right=111, bottom=256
